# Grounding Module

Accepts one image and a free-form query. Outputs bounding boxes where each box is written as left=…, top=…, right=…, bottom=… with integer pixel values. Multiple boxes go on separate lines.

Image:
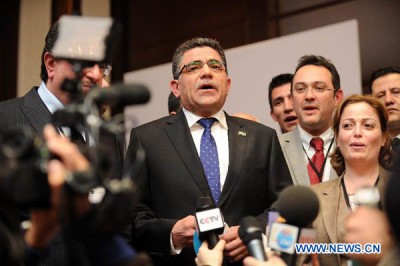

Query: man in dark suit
left=125, top=37, right=292, bottom=266
left=0, top=21, right=123, bottom=265
left=0, top=21, right=122, bottom=174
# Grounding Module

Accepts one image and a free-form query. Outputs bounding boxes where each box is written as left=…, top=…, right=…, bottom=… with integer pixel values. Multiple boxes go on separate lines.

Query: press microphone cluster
left=195, top=197, right=224, bottom=249
left=268, top=186, right=319, bottom=266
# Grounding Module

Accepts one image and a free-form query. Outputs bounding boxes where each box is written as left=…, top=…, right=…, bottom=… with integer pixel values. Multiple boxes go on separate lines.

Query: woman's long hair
left=330, top=94, right=394, bottom=176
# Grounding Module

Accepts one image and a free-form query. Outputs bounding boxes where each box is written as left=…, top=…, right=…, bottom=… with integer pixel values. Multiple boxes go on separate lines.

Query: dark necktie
left=307, top=137, right=324, bottom=184
left=198, top=118, right=221, bottom=204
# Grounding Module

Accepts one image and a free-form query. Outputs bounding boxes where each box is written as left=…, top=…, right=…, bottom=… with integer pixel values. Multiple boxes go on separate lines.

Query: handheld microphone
left=195, top=197, right=224, bottom=249
left=354, top=187, right=380, bottom=208
left=238, top=216, right=267, bottom=261
left=89, top=83, right=151, bottom=107
left=268, top=186, right=319, bottom=266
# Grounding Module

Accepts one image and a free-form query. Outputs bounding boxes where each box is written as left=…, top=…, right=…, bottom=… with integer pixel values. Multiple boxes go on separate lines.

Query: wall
left=124, top=20, right=361, bottom=134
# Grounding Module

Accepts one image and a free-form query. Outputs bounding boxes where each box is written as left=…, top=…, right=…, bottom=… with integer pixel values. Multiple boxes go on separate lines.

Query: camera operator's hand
left=195, top=239, right=226, bottom=266
left=24, top=124, right=91, bottom=248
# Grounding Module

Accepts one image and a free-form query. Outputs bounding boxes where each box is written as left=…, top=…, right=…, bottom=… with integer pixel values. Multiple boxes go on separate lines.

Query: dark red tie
left=308, top=137, right=324, bottom=184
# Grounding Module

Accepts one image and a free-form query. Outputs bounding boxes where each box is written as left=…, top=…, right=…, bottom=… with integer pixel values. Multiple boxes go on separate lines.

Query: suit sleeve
left=257, top=129, right=293, bottom=228
left=124, top=128, right=177, bottom=262
left=267, top=130, right=293, bottom=203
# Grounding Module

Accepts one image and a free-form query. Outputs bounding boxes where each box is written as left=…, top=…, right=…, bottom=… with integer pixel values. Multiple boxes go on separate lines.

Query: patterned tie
left=307, top=137, right=324, bottom=184
left=198, top=118, right=221, bottom=204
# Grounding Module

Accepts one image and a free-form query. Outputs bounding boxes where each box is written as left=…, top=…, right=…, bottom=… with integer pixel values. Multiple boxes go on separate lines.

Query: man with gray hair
left=125, top=37, right=292, bottom=266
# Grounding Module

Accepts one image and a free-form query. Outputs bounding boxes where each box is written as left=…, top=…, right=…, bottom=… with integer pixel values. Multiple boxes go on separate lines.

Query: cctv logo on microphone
left=268, top=223, right=299, bottom=254
left=195, top=208, right=224, bottom=232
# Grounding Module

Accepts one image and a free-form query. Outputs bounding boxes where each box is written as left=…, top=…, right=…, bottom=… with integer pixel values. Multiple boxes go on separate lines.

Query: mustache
left=195, top=79, right=219, bottom=89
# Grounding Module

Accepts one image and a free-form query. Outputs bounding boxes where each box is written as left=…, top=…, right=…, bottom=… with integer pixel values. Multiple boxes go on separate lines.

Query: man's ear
left=44, top=52, right=56, bottom=79
left=270, top=111, right=278, bottom=122
left=335, top=88, right=344, bottom=106
left=170, top=79, right=180, bottom=97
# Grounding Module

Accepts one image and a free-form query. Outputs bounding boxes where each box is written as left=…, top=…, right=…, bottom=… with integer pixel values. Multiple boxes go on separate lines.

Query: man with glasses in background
left=367, top=66, right=400, bottom=153
left=279, top=55, right=343, bottom=185
left=125, top=37, right=292, bottom=266
left=0, top=21, right=121, bottom=266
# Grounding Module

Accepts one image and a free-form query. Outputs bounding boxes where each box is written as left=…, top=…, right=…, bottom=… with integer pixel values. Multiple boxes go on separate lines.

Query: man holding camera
left=0, top=19, right=124, bottom=265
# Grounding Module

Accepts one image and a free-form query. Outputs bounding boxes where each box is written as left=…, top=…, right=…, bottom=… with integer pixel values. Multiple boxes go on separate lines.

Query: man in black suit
left=0, top=21, right=122, bottom=265
left=125, top=37, right=292, bottom=265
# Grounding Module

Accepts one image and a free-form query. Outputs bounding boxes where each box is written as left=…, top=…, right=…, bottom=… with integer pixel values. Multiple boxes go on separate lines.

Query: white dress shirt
left=298, top=126, right=335, bottom=182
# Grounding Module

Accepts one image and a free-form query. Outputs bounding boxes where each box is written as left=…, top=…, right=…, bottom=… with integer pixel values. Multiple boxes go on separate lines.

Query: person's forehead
left=372, top=73, right=400, bottom=90
left=271, top=83, right=291, bottom=99
left=341, top=102, right=379, bottom=120
left=293, top=65, right=332, bottom=83
left=181, top=47, right=221, bottom=63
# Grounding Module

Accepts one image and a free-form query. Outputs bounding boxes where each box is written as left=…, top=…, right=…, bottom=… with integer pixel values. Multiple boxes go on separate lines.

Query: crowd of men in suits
left=0, top=17, right=399, bottom=266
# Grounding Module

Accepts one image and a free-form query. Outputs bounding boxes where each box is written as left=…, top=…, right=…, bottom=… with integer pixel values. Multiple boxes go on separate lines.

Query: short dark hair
left=168, top=91, right=181, bottom=114
left=40, top=22, right=59, bottom=83
left=330, top=94, right=393, bottom=176
left=293, top=55, right=341, bottom=92
left=268, top=73, right=293, bottom=111
left=366, top=66, right=400, bottom=95
left=172, top=37, right=227, bottom=79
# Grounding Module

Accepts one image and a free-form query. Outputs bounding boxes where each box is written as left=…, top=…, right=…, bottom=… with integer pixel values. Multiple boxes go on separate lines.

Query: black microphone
left=238, top=216, right=267, bottom=261
left=195, top=197, right=224, bottom=249
left=89, top=83, right=150, bottom=107
left=268, top=186, right=319, bottom=266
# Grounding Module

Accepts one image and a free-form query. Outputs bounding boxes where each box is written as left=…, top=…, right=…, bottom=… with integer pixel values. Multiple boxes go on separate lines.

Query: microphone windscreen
left=92, top=83, right=150, bottom=106
left=277, top=186, right=319, bottom=228
left=196, top=196, right=214, bottom=211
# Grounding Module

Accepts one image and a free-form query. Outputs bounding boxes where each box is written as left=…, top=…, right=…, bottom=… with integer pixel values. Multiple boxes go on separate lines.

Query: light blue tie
left=198, top=118, right=221, bottom=204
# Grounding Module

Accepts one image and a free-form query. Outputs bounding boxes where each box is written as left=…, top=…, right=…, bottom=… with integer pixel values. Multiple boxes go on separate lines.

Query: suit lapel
left=217, top=115, right=247, bottom=206
left=280, top=127, right=310, bottom=185
left=319, top=177, right=343, bottom=244
left=164, top=112, right=213, bottom=199
left=20, top=88, right=52, bottom=139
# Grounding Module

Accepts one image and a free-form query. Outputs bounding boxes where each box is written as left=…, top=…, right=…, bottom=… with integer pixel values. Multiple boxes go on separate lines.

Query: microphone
left=89, top=83, right=151, bottom=107
left=195, top=197, right=224, bottom=249
left=238, top=216, right=267, bottom=261
left=268, top=186, right=319, bottom=266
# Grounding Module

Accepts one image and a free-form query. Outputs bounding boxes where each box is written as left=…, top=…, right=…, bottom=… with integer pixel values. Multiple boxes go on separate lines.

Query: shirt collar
left=182, top=107, right=228, bottom=130
left=298, top=125, right=334, bottom=150
left=37, top=81, right=65, bottom=114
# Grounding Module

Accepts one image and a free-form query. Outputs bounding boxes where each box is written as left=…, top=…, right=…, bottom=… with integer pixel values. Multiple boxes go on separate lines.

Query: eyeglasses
left=98, top=63, right=112, bottom=76
left=175, top=59, right=225, bottom=79
left=292, top=86, right=334, bottom=95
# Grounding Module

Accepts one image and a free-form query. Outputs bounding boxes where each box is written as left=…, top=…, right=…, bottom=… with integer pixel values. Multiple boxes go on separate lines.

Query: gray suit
left=297, top=169, right=391, bottom=266
left=278, top=126, right=338, bottom=185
